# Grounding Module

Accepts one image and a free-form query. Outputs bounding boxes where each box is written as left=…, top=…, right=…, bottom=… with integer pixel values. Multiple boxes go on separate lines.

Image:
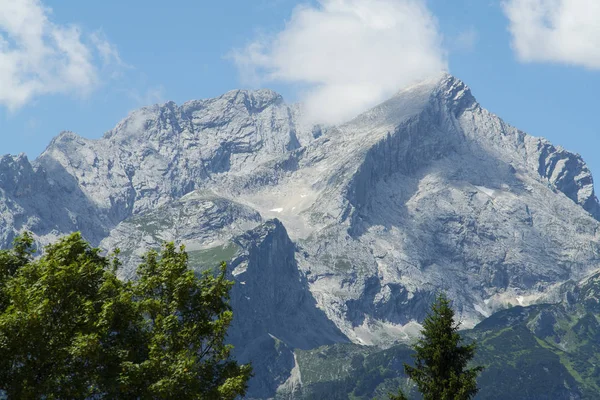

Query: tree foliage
left=0, top=232, right=251, bottom=399
left=393, top=293, right=483, bottom=400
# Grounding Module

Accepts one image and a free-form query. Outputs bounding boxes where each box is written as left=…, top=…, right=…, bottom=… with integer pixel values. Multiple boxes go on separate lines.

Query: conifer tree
left=392, top=293, right=483, bottom=400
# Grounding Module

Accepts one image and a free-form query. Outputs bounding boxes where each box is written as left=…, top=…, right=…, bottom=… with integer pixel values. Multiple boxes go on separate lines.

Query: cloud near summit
left=232, top=0, right=447, bottom=125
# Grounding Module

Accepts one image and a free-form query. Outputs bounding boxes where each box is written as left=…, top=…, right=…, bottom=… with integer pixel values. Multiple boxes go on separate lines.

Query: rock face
left=98, top=190, right=262, bottom=279
left=227, top=220, right=347, bottom=398
left=2, top=73, right=600, bottom=397
left=229, top=220, right=347, bottom=350
left=0, top=153, right=110, bottom=248
left=35, top=89, right=306, bottom=227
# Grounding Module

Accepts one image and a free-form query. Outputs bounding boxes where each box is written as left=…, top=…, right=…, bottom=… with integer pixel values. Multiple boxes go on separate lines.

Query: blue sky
left=1, top=0, right=599, bottom=182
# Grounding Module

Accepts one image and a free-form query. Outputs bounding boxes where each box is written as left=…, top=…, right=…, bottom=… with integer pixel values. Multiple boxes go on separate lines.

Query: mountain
left=1, top=73, right=600, bottom=398
left=288, top=270, right=600, bottom=399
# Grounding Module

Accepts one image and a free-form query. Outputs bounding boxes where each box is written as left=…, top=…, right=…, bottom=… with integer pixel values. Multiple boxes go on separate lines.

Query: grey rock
left=228, top=219, right=347, bottom=350
left=227, top=219, right=347, bottom=398
left=99, top=190, right=262, bottom=279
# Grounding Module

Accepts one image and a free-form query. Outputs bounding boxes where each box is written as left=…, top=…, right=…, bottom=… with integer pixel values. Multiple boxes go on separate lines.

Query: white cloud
left=232, top=0, right=447, bottom=125
left=91, top=30, right=126, bottom=68
left=503, top=0, right=600, bottom=69
left=0, top=0, right=123, bottom=110
left=91, top=30, right=132, bottom=79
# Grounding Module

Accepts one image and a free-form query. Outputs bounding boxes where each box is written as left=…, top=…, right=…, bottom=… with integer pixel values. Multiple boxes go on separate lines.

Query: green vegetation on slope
left=284, top=275, right=600, bottom=399
left=289, top=343, right=414, bottom=400
left=188, top=242, right=240, bottom=272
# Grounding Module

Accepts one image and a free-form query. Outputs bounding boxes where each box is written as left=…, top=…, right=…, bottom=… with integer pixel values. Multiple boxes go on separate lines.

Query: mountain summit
left=1, top=74, right=600, bottom=397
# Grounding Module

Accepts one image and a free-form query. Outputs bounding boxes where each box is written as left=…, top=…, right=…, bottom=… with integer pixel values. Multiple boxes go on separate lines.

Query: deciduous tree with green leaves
left=391, top=293, right=483, bottom=400
left=0, top=232, right=251, bottom=399
left=128, top=244, right=252, bottom=398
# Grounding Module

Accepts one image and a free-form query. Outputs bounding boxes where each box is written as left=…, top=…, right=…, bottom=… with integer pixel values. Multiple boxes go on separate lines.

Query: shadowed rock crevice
left=229, top=219, right=348, bottom=349
left=227, top=220, right=348, bottom=398
left=0, top=153, right=112, bottom=247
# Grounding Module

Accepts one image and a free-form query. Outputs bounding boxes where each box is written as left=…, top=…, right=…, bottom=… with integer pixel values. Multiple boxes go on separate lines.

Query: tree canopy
left=392, top=293, right=483, bottom=400
left=0, top=232, right=251, bottom=399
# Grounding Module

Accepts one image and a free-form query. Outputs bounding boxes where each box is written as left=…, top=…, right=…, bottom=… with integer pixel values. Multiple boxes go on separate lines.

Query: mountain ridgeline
left=1, top=74, right=600, bottom=398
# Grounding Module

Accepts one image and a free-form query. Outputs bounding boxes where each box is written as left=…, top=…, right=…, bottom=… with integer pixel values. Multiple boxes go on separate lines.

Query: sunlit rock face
left=2, top=74, right=600, bottom=398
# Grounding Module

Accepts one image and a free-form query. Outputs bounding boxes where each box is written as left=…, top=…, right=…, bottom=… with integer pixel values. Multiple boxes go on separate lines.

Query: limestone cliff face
left=531, top=139, right=600, bottom=218
left=346, top=75, right=599, bottom=224
left=34, top=89, right=305, bottom=222
left=1, top=89, right=305, bottom=249
left=290, top=75, right=600, bottom=344
left=229, top=219, right=347, bottom=349
left=227, top=220, right=347, bottom=398
left=0, top=153, right=110, bottom=247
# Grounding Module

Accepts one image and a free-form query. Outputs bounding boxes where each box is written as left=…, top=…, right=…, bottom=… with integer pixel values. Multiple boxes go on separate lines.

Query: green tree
left=126, top=243, right=252, bottom=398
left=393, top=293, right=483, bottom=400
left=0, top=232, right=142, bottom=398
left=0, top=232, right=251, bottom=399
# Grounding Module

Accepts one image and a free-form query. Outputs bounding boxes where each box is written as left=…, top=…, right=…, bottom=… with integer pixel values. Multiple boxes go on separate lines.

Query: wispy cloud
left=503, top=0, right=600, bottom=69
left=231, top=0, right=447, bottom=125
left=90, top=30, right=131, bottom=76
left=0, top=0, right=125, bottom=110
left=126, top=85, right=166, bottom=107
left=452, top=28, right=478, bottom=53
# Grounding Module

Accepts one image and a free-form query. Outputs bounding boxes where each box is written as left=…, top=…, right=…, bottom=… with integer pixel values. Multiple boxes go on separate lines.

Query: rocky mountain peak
left=0, top=152, right=31, bottom=172
left=432, top=73, right=477, bottom=116
left=0, top=153, right=38, bottom=198
left=217, top=88, right=285, bottom=113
